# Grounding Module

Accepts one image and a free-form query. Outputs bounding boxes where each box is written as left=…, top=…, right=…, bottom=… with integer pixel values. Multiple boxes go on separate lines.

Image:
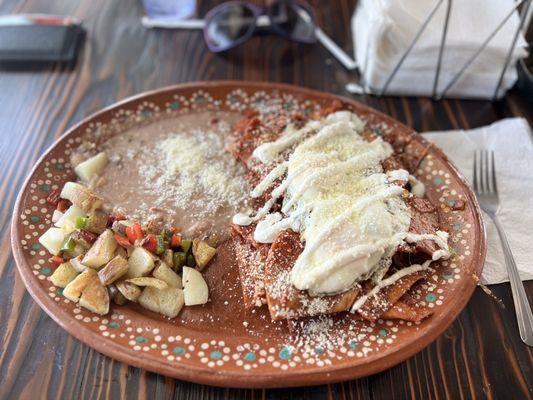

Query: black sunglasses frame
left=203, top=0, right=318, bottom=53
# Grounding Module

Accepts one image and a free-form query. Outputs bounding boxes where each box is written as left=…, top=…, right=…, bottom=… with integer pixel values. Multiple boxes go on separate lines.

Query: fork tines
left=473, top=150, right=497, bottom=194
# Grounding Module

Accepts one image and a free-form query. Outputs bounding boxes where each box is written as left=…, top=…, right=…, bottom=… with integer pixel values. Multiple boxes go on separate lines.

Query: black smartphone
left=0, top=14, right=85, bottom=64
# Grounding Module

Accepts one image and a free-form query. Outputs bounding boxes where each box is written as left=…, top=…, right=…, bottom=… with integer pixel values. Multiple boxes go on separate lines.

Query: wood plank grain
left=0, top=0, right=532, bottom=399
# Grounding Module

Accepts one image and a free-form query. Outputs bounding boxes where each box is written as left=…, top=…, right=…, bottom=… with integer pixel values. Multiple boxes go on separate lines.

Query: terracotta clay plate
left=11, top=81, right=486, bottom=388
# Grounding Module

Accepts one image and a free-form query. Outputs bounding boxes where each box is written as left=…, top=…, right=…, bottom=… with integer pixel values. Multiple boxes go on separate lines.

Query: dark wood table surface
left=1, top=0, right=532, bottom=399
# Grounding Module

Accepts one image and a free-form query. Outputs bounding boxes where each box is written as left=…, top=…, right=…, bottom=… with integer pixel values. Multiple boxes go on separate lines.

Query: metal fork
left=473, top=150, right=533, bottom=346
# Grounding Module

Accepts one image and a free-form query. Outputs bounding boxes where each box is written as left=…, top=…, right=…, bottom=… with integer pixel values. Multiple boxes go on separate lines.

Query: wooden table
left=1, top=0, right=532, bottom=398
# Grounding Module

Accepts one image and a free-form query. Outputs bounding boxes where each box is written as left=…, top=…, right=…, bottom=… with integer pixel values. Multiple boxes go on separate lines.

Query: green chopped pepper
left=60, top=236, right=76, bottom=252
left=180, top=239, right=192, bottom=253
left=162, top=229, right=173, bottom=241
left=75, top=216, right=88, bottom=229
left=155, top=235, right=167, bottom=255
left=173, top=251, right=187, bottom=269
left=186, top=254, right=196, bottom=267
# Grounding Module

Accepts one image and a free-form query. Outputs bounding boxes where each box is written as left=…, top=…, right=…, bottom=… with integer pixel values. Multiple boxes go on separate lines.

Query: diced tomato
left=126, top=223, right=143, bottom=243
left=46, top=188, right=61, bottom=206
left=115, top=233, right=132, bottom=248
left=56, top=199, right=71, bottom=212
left=141, top=234, right=157, bottom=253
left=125, top=226, right=136, bottom=243
left=132, top=223, right=143, bottom=239
left=170, top=233, right=182, bottom=248
left=49, top=255, right=64, bottom=267
left=114, top=233, right=132, bottom=248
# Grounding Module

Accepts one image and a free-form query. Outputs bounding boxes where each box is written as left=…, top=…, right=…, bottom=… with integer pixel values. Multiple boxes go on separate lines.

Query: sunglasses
left=203, top=0, right=318, bottom=53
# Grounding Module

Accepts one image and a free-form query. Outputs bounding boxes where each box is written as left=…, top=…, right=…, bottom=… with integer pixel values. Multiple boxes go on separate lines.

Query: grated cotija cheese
left=138, top=128, right=250, bottom=216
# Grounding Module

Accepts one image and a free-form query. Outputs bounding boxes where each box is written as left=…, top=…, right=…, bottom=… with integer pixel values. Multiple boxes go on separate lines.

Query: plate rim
left=10, top=80, right=487, bottom=388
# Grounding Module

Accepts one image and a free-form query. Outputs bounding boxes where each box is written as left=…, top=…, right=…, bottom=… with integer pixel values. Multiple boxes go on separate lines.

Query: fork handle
left=493, top=216, right=533, bottom=346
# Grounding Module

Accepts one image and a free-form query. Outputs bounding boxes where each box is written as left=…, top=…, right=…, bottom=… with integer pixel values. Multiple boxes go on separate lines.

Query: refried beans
left=75, top=111, right=251, bottom=245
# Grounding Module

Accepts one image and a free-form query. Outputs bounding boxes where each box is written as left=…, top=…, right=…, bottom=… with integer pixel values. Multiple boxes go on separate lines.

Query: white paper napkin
left=351, top=0, right=529, bottom=99
left=422, top=118, right=533, bottom=284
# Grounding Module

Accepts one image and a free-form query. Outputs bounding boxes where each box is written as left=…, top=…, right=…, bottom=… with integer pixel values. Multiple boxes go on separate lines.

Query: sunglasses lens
left=270, top=2, right=316, bottom=43
left=205, top=5, right=256, bottom=51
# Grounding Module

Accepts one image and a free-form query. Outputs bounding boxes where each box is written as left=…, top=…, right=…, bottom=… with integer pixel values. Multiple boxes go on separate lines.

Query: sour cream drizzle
left=405, top=231, right=450, bottom=260
left=350, top=260, right=432, bottom=313
left=251, top=110, right=365, bottom=164
left=233, top=111, right=449, bottom=296
left=387, top=169, right=409, bottom=182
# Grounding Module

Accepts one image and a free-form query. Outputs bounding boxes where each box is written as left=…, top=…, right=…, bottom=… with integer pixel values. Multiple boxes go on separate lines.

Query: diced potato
left=60, top=182, right=103, bottom=213
left=85, top=211, right=108, bottom=234
left=38, top=227, right=66, bottom=256
left=138, top=286, right=184, bottom=318
left=126, top=247, right=155, bottom=278
left=98, top=255, right=129, bottom=285
left=50, top=262, right=79, bottom=288
left=82, top=229, right=117, bottom=269
left=70, top=255, right=87, bottom=272
left=63, top=268, right=98, bottom=302
left=52, top=210, right=64, bottom=224
left=153, top=262, right=182, bottom=288
left=158, top=287, right=184, bottom=318
left=138, top=286, right=159, bottom=314
left=161, top=249, right=173, bottom=267
left=74, top=152, right=108, bottom=183
left=115, top=280, right=142, bottom=302
left=126, top=277, right=167, bottom=290
left=182, top=266, right=209, bottom=306
left=115, top=245, right=127, bottom=259
left=79, top=278, right=109, bottom=315
left=192, top=239, right=217, bottom=271
left=55, top=205, right=86, bottom=234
